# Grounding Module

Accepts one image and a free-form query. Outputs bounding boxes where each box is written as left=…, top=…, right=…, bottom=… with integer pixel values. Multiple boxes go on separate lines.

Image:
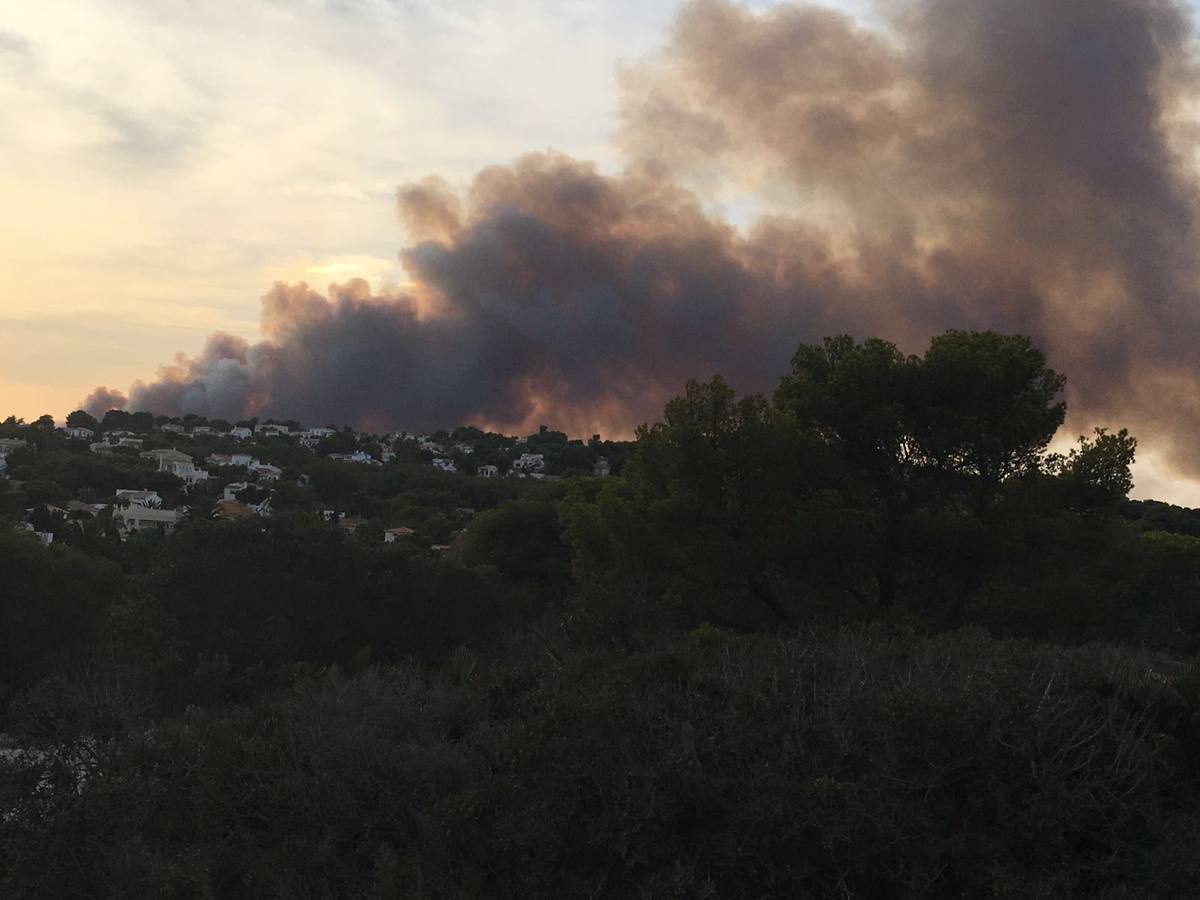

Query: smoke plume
left=91, top=0, right=1200, bottom=475
left=81, top=386, right=129, bottom=419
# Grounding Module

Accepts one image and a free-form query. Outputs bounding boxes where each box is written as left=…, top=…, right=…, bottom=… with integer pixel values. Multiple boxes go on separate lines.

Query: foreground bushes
left=5, top=628, right=1200, bottom=898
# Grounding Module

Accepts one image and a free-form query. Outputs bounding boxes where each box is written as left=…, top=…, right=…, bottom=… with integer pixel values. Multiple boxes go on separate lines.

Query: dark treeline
left=6, top=331, right=1200, bottom=898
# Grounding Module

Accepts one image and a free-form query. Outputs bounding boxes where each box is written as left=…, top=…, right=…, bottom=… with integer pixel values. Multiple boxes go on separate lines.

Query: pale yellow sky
left=0, top=0, right=680, bottom=416
left=1, top=0, right=1196, bottom=504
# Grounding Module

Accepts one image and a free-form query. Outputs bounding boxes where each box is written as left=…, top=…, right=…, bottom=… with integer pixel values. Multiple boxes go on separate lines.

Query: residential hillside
left=6, top=331, right=1200, bottom=898
left=0, top=413, right=631, bottom=550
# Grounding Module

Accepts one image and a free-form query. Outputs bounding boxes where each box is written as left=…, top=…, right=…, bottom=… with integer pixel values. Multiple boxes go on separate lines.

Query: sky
left=3, top=0, right=1200, bottom=505
left=0, top=0, right=682, bottom=411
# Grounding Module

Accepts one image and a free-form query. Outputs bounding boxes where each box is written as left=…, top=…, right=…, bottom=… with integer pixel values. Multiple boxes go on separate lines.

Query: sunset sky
left=3, top=0, right=1200, bottom=504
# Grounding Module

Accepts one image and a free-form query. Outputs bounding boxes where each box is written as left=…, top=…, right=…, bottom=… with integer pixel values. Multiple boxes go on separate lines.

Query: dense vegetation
left=5, top=330, right=1200, bottom=898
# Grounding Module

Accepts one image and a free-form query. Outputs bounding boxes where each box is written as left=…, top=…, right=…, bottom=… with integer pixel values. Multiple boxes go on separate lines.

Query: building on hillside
left=67, top=500, right=106, bottom=518
left=170, top=461, right=210, bottom=485
left=453, top=443, right=475, bottom=454
left=141, top=448, right=194, bottom=471
left=89, top=441, right=115, bottom=455
left=223, top=482, right=251, bottom=501
left=0, top=438, right=31, bottom=455
left=64, top=426, right=96, bottom=440
left=250, top=463, right=283, bottom=481
left=114, top=505, right=181, bottom=538
left=230, top=426, right=253, bottom=440
left=418, top=440, right=444, bottom=453
left=160, top=422, right=185, bottom=434
left=478, top=464, right=499, bottom=478
left=337, top=515, right=365, bottom=534
left=593, top=456, right=611, bottom=477
left=431, top=458, right=457, bottom=473
left=383, top=526, right=416, bottom=543
left=16, top=522, right=54, bottom=545
left=305, top=426, right=338, bottom=439
left=512, top=453, right=545, bottom=472
left=212, top=499, right=256, bottom=521
left=381, top=449, right=396, bottom=463
left=115, top=489, right=163, bottom=508
left=116, top=437, right=144, bottom=449
left=189, top=426, right=214, bottom=436
left=256, top=422, right=291, bottom=436
left=328, top=451, right=378, bottom=466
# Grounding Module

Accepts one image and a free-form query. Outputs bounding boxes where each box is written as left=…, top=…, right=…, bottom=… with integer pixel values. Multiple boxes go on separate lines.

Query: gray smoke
left=90, top=0, right=1200, bottom=476
left=81, top=385, right=129, bottom=419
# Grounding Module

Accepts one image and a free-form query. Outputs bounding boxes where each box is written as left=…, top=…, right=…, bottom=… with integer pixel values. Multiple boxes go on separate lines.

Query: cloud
left=92, top=0, right=1200, bottom=481
left=81, top=385, right=129, bottom=418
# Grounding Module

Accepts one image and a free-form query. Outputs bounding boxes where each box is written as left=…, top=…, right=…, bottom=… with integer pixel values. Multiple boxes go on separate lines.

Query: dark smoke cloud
left=95, top=0, right=1200, bottom=475
left=620, top=0, right=1200, bottom=470
left=81, top=386, right=128, bottom=418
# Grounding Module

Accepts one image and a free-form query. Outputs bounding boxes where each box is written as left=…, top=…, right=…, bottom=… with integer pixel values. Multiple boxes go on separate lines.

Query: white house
left=141, top=449, right=194, bottom=471
left=223, top=482, right=251, bottom=501
left=328, top=451, right=378, bottom=466
left=431, top=458, right=457, bottom=473
left=251, top=463, right=283, bottom=481
left=383, top=526, right=416, bottom=543
left=89, top=441, right=115, bottom=455
left=190, top=426, right=214, bottom=436
left=170, top=461, right=210, bottom=485
left=230, top=426, right=253, bottom=440
left=257, top=422, right=291, bottom=436
left=453, top=443, right=475, bottom=455
left=478, top=464, right=499, bottom=478
left=116, top=437, right=144, bottom=449
left=418, top=440, right=445, bottom=453
left=593, top=456, right=611, bottom=477
left=64, top=426, right=96, bottom=440
left=305, top=426, right=338, bottom=439
left=512, top=453, right=545, bottom=472
left=209, top=452, right=256, bottom=468
left=115, top=489, right=163, bottom=508
left=114, top=505, right=181, bottom=538
left=160, top=422, right=185, bottom=434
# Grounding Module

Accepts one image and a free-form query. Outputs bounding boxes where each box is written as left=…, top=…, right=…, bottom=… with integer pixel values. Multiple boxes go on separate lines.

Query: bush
left=5, top=629, right=1200, bottom=898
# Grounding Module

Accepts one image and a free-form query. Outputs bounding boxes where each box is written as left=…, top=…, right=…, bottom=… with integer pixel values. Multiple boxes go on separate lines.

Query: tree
left=1049, top=428, right=1137, bottom=510
left=65, top=410, right=98, bottom=430
left=775, top=331, right=1068, bottom=611
left=914, top=330, right=1066, bottom=493
left=460, top=499, right=572, bottom=587
left=618, top=376, right=819, bottom=626
left=775, top=336, right=918, bottom=607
